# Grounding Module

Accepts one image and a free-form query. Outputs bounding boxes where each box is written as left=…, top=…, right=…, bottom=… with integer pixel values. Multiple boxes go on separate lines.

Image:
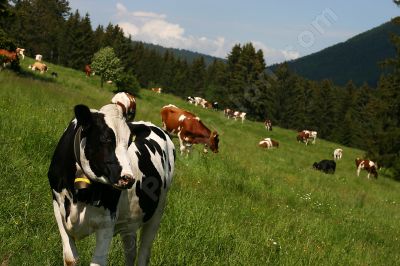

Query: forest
left=0, top=0, right=399, bottom=179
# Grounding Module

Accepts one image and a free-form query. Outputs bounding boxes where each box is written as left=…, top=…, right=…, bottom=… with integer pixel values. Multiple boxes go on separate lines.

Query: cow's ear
left=74, top=104, right=92, bottom=129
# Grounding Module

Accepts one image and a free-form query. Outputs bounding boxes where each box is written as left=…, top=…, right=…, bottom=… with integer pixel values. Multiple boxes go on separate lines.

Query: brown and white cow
left=0, top=49, right=18, bottom=68
left=111, top=92, right=136, bottom=122
left=161, top=104, right=219, bottom=155
left=224, top=108, right=235, bottom=119
left=258, top=138, right=279, bottom=149
left=297, top=130, right=317, bottom=145
left=264, top=119, right=272, bottom=131
left=151, top=88, right=162, bottom=93
left=16, top=48, right=25, bottom=59
left=233, top=111, right=246, bottom=123
left=355, top=158, right=378, bottom=179
left=29, top=62, right=48, bottom=73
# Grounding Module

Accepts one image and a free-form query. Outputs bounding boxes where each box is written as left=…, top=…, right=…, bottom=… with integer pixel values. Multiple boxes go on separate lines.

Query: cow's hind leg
left=137, top=201, right=165, bottom=266
left=121, top=231, right=137, bottom=266
left=53, top=201, right=79, bottom=266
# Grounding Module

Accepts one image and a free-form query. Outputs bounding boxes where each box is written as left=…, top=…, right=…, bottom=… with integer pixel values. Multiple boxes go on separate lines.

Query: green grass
left=1, top=59, right=400, bottom=265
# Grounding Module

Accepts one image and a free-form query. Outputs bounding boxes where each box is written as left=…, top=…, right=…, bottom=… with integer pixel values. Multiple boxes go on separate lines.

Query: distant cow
left=161, top=104, right=219, bottom=155
left=111, top=92, right=136, bottom=122
left=187, top=96, right=195, bottom=104
left=333, top=148, right=343, bottom=160
left=297, top=130, right=317, bottom=145
left=212, top=102, right=219, bottom=110
left=224, top=108, right=234, bottom=119
left=84, top=64, right=91, bottom=77
left=0, top=49, right=18, bottom=68
left=258, top=138, right=279, bottom=149
left=16, top=48, right=25, bottom=59
left=151, top=87, right=162, bottom=93
left=264, top=119, right=272, bottom=131
left=303, top=130, right=317, bottom=144
left=35, top=54, right=42, bottom=61
left=313, top=160, right=336, bottom=174
left=355, top=158, right=378, bottom=179
left=233, top=111, right=246, bottom=123
left=29, top=62, right=48, bottom=73
left=51, top=72, right=58, bottom=78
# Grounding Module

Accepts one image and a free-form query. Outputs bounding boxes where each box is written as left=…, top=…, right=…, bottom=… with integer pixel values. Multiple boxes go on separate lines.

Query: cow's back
left=161, top=105, right=195, bottom=133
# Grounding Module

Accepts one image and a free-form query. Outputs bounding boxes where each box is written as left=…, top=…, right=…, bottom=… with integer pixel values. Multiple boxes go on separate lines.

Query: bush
left=115, top=73, right=141, bottom=96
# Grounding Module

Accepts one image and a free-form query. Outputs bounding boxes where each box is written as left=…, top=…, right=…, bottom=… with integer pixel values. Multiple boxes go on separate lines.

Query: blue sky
left=69, top=0, right=399, bottom=65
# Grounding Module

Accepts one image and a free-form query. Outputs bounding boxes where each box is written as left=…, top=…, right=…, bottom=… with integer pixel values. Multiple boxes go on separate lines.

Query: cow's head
left=209, top=131, right=219, bottom=153
left=74, top=104, right=134, bottom=189
left=355, top=158, right=362, bottom=167
left=312, top=162, right=320, bottom=170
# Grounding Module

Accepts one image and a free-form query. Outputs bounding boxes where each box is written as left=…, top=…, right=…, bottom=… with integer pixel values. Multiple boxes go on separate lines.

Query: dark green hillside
left=138, top=41, right=225, bottom=65
left=271, top=20, right=400, bottom=86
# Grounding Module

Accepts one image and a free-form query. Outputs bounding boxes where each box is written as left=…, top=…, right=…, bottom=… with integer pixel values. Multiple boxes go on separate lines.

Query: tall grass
left=1, top=59, right=400, bottom=265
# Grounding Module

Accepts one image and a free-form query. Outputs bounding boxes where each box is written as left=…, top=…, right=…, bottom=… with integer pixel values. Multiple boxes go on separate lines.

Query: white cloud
left=115, top=3, right=297, bottom=64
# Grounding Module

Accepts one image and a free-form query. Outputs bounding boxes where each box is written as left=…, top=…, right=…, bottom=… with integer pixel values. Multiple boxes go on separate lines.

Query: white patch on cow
left=369, top=161, right=375, bottom=167
left=178, top=114, right=186, bottom=122
left=164, top=104, right=177, bottom=108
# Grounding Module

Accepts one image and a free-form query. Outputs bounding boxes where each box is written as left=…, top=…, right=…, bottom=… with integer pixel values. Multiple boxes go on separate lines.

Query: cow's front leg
left=90, top=227, right=114, bottom=266
left=52, top=201, right=79, bottom=266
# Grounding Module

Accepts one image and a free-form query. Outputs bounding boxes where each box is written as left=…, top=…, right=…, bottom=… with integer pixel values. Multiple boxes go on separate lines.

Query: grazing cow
left=187, top=96, right=195, bottom=104
left=302, top=130, right=317, bottom=144
left=111, top=92, right=136, bottom=122
left=313, top=160, right=336, bottom=174
left=193, top=97, right=205, bottom=106
left=48, top=103, right=175, bottom=266
left=29, top=62, right=48, bottom=73
left=355, top=158, right=378, bottom=179
left=333, top=148, right=343, bottom=160
left=297, top=131, right=310, bottom=144
left=84, top=64, right=91, bottom=77
left=212, top=102, right=219, bottom=110
left=258, top=138, right=279, bottom=149
left=16, top=48, right=25, bottom=59
left=233, top=111, right=246, bottom=123
left=0, top=49, right=18, bottom=68
left=264, top=119, right=272, bottom=131
left=35, top=54, right=43, bottom=61
left=224, top=108, right=235, bottom=119
left=161, top=104, right=219, bottom=155
left=51, top=72, right=58, bottom=78
left=151, top=88, right=162, bottom=93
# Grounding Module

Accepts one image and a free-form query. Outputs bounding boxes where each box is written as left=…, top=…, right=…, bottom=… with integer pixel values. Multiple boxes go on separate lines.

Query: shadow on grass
left=16, top=68, right=57, bottom=83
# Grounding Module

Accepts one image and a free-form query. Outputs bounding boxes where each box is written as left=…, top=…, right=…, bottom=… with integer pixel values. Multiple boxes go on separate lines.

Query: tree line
left=1, top=0, right=399, bottom=179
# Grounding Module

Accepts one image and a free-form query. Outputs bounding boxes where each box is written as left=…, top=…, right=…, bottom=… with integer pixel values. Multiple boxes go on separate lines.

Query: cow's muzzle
left=113, top=174, right=135, bottom=189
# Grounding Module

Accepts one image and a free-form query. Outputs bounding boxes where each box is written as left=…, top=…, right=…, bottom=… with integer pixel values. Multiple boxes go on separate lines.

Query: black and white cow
left=48, top=104, right=175, bottom=266
left=313, top=160, right=336, bottom=174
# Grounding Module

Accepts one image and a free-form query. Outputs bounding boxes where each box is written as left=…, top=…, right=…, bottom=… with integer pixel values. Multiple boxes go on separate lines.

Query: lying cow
left=355, top=158, right=378, bottom=179
left=258, top=138, right=279, bottom=149
left=313, top=160, right=336, bottom=174
left=29, top=62, right=48, bottom=73
left=48, top=103, right=175, bottom=265
left=333, top=148, right=343, bottom=160
left=161, top=104, right=219, bottom=155
left=264, top=119, right=272, bottom=131
left=151, top=87, right=162, bottom=93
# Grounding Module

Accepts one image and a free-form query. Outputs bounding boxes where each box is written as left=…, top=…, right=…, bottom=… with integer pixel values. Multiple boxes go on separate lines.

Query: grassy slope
left=1, top=59, right=400, bottom=265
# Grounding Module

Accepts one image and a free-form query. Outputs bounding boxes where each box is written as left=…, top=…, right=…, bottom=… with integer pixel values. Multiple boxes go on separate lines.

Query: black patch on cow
left=149, top=126, right=167, bottom=140
left=64, top=196, right=71, bottom=221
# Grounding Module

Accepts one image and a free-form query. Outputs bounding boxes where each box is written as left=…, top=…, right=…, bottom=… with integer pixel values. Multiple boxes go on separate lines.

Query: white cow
left=333, top=148, right=343, bottom=160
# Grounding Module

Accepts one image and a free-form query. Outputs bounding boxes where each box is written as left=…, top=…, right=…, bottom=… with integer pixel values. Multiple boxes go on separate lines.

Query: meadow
left=1, top=59, right=400, bottom=265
